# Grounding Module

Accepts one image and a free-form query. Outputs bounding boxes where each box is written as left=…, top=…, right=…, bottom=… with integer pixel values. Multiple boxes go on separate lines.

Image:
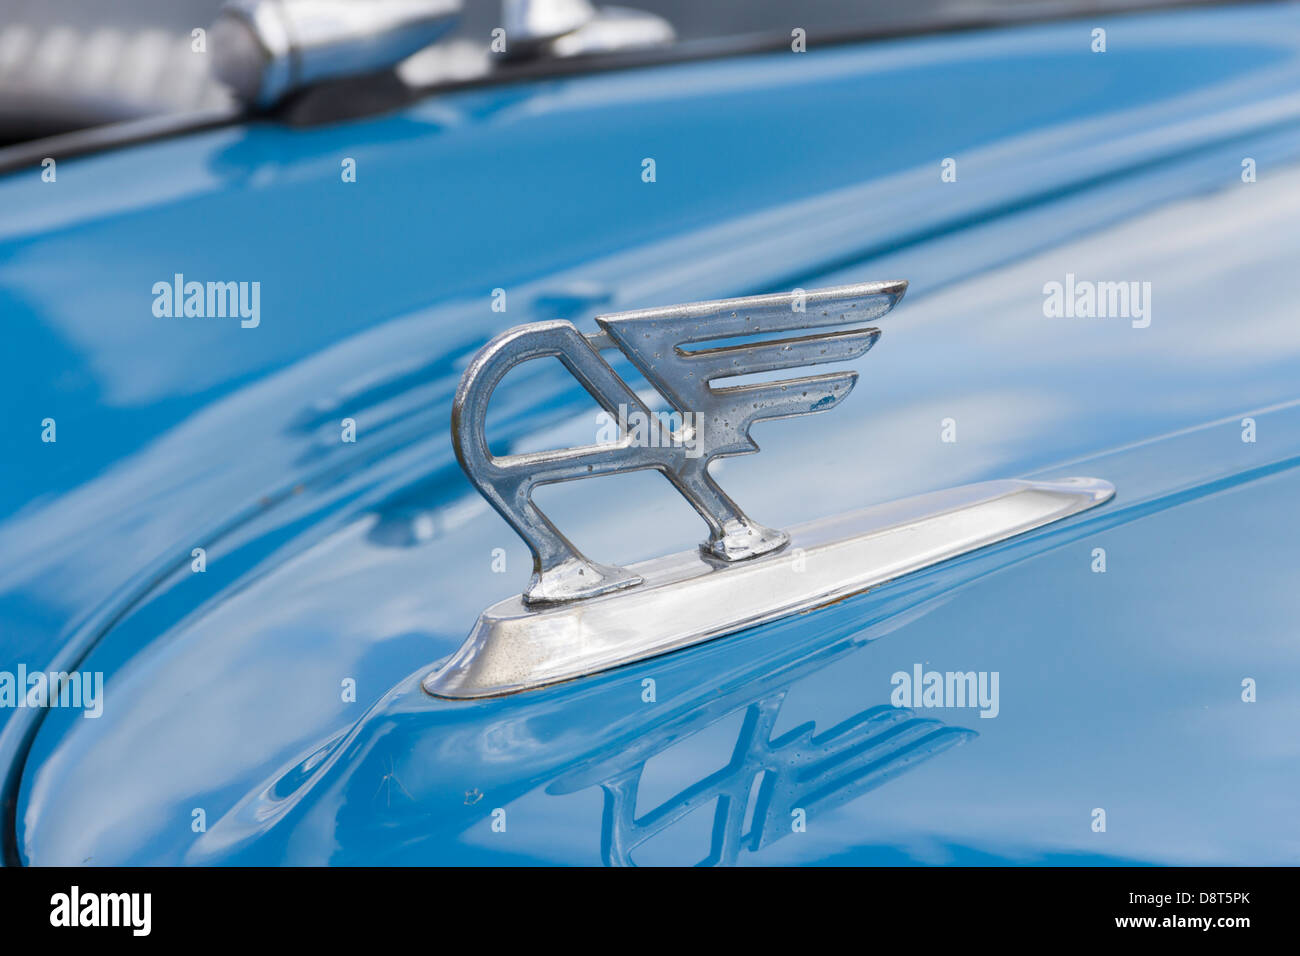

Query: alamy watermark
left=1042, top=273, right=1151, bottom=328
left=595, top=404, right=703, bottom=458
left=891, top=664, right=999, bottom=718
left=152, top=273, right=260, bottom=328
left=50, top=886, right=150, bottom=935
left=0, top=665, right=103, bottom=718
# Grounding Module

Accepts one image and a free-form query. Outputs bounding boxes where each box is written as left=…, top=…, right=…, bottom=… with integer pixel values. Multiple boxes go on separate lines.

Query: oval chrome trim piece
left=424, top=476, right=1115, bottom=699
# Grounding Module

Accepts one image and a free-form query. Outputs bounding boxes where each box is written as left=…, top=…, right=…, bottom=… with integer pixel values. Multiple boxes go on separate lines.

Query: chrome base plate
left=424, top=477, right=1114, bottom=699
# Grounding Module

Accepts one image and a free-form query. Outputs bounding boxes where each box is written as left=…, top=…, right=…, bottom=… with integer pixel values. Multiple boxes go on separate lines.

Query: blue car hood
left=4, top=3, right=1300, bottom=865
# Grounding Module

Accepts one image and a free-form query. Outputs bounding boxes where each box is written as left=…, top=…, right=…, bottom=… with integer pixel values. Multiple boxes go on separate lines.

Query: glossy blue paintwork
left=3, top=4, right=1300, bottom=865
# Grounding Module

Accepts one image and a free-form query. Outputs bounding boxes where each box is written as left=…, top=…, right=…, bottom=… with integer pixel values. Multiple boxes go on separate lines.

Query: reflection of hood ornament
left=427, top=282, right=1116, bottom=699
left=589, top=695, right=976, bottom=867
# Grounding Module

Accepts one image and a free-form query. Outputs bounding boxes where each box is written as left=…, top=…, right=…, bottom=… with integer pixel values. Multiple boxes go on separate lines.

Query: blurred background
left=0, top=0, right=1194, bottom=148
left=0, top=1, right=231, bottom=146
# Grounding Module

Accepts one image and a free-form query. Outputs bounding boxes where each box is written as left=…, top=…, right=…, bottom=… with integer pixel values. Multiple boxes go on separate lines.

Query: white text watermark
left=595, top=404, right=704, bottom=458
left=891, top=664, right=999, bottom=718
left=152, top=274, right=260, bottom=328
left=1042, top=273, right=1151, bottom=328
left=0, top=666, right=103, bottom=718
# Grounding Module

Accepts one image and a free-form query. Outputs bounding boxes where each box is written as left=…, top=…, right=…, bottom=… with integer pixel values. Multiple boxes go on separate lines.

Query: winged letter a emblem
left=452, top=281, right=908, bottom=605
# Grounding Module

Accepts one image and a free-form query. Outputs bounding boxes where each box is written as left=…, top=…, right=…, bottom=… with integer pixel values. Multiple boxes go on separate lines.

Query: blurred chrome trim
left=211, top=0, right=462, bottom=108
left=502, top=0, right=675, bottom=61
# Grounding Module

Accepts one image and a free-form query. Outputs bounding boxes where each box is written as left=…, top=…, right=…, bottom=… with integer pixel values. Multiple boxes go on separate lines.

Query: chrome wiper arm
left=210, top=0, right=675, bottom=110
left=211, top=0, right=463, bottom=109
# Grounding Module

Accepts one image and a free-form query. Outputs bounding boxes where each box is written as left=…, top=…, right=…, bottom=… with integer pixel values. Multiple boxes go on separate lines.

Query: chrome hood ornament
left=427, top=282, right=1115, bottom=699
left=454, top=280, right=906, bottom=605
